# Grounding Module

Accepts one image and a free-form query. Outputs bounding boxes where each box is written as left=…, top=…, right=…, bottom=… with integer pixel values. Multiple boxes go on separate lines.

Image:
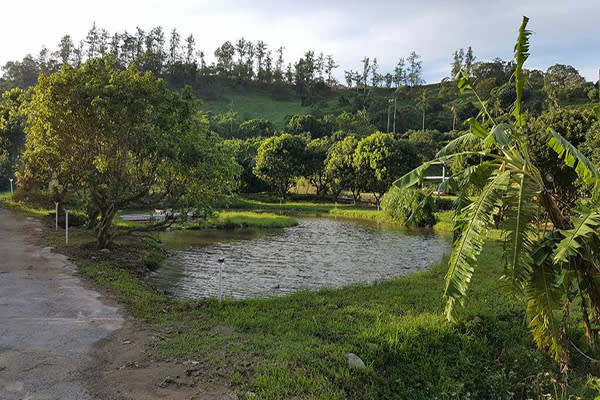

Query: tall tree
left=325, top=55, right=338, bottom=86
left=20, top=58, right=239, bottom=248
left=406, top=51, right=424, bottom=87
left=168, top=28, right=181, bottom=65
left=185, top=34, right=196, bottom=64
left=85, top=23, right=100, bottom=59
left=393, top=58, right=405, bottom=88
left=57, top=35, right=74, bottom=65
left=253, top=134, right=307, bottom=200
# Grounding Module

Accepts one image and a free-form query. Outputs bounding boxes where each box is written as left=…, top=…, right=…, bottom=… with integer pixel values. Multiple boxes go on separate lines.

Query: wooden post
left=65, top=210, right=69, bottom=245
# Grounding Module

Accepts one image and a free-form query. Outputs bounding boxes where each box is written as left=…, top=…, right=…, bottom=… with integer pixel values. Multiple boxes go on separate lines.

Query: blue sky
left=2, top=0, right=598, bottom=83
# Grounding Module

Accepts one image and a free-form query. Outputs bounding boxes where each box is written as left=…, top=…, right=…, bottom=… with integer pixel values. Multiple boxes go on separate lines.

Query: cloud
left=1, top=0, right=598, bottom=82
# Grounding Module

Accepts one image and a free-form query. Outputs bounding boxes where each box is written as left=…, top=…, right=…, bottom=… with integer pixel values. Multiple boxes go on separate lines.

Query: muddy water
left=149, top=217, right=452, bottom=299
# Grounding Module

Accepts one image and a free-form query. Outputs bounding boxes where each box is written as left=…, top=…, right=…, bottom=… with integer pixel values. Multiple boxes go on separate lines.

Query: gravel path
left=0, top=209, right=123, bottom=400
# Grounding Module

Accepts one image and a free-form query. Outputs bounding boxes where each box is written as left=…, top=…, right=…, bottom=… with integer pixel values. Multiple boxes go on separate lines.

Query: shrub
left=381, top=187, right=438, bottom=227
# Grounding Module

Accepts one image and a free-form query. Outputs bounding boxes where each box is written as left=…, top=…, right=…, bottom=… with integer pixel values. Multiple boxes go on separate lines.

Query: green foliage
left=395, top=16, right=600, bottom=368
left=381, top=187, right=438, bottom=227
left=253, top=133, right=307, bottom=199
left=405, top=129, right=447, bottom=161
left=141, top=251, right=164, bottom=271
left=525, top=108, right=598, bottom=205
left=19, top=58, right=240, bottom=247
left=226, top=138, right=270, bottom=193
left=304, top=138, right=331, bottom=196
left=354, top=132, right=420, bottom=205
left=324, top=136, right=360, bottom=200
left=238, top=118, right=276, bottom=138
left=286, top=114, right=328, bottom=138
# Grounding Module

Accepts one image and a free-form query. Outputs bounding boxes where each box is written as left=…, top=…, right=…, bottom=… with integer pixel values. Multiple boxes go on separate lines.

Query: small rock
left=270, top=283, right=280, bottom=290
left=122, top=340, right=132, bottom=345
left=346, top=353, right=366, bottom=369
left=100, top=248, right=110, bottom=254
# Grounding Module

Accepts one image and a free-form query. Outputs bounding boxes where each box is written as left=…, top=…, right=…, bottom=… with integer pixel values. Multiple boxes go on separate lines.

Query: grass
left=185, top=211, right=298, bottom=229
left=202, top=93, right=312, bottom=129
left=71, top=239, right=597, bottom=399
left=5, top=191, right=600, bottom=398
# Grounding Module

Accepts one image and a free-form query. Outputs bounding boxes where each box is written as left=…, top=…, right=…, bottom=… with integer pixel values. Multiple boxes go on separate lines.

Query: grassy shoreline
left=2, top=191, right=598, bottom=398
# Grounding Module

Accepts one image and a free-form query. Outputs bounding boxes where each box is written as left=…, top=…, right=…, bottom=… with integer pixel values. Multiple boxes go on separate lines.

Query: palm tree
left=395, top=16, right=600, bottom=376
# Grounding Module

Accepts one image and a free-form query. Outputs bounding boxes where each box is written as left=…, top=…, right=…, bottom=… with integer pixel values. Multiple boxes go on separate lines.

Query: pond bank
left=1, top=192, right=593, bottom=399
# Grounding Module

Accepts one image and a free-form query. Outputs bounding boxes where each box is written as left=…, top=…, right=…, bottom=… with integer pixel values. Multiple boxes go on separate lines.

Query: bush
left=141, top=251, right=164, bottom=271
left=381, top=187, right=438, bottom=227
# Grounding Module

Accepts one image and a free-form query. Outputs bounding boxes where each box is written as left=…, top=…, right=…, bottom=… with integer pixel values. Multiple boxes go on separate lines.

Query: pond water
left=149, top=217, right=452, bottom=299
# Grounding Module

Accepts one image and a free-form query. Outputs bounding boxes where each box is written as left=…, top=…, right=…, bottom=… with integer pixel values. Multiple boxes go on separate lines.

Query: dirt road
left=0, top=209, right=238, bottom=400
left=0, top=209, right=123, bottom=399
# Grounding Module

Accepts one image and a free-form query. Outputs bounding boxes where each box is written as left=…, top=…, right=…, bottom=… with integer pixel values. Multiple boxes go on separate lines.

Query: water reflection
left=149, top=217, right=451, bottom=299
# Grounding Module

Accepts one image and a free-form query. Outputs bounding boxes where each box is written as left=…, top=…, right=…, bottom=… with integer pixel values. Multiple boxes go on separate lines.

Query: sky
left=1, top=0, right=599, bottom=83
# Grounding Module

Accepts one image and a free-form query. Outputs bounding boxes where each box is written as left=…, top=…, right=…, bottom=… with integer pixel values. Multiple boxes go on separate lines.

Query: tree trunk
left=393, top=98, right=397, bottom=134
left=540, top=190, right=571, bottom=230
left=96, top=204, right=117, bottom=249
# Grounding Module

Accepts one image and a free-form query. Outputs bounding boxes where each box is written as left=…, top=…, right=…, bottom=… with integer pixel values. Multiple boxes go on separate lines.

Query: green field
left=4, top=192, right=599, bottom=398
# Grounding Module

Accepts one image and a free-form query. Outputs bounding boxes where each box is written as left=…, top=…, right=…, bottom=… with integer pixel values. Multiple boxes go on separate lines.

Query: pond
left=149, top=217, right=452, bottom=299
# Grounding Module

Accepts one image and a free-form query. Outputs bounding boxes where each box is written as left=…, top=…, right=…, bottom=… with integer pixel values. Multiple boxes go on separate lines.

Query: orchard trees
left=20, top=58, right=239, bottom=248
left=354, top=132, right=419, bottom=207
left=253, top=133, right=307, bottom=200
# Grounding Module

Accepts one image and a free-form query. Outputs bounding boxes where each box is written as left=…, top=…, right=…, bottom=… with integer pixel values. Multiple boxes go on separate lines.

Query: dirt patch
left=90, top=319, right=238, bottom=400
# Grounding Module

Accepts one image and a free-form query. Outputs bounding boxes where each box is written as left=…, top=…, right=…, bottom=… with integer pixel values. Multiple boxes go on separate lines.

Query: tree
left=226, top=138, right=269, bottom=193
left=168, top=28, right=181, bottom=65
left=354, top=132, right=420, bottom=207
left=406, top=51, right=424, bottom=87
left=253, top=134, right=306, bottom=200
left=19, top=58, right=239, bottom=248
left=393, top=58, right=405, bottom=88
left=325, top=55, right=338, bottom=86
left=406, top=129, right=446, bottom=161
left=525, top=108, right=597, bottom=207
left=0, top=88, right=26, bottom=187
left=451, top=48, right=464, bottom=78
left=57, top=35, right=74, bottom=65
left=85, top=23, right=100, bottom=59
left=396, top=17, right=600, bottom=374
left=304, top=138, right=331, bottom=196
left=238, top=118, right=276, bottom=138
left=464, top=46, right=475, bottom=74
left=325, top=136, right=360, bottom=201
left=418, top=88, right=428, bottom=130
left=286, top=114, right=326, bottom=138
left=215, top=41, right=235, bottom=76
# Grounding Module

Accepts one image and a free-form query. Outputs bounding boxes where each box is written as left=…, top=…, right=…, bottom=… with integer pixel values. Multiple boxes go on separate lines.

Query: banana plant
left=394, top=16, right=600, bottom=368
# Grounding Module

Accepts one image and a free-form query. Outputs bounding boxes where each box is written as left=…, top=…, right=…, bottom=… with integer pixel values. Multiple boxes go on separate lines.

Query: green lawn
left=4, top=191, right=599, bottom=398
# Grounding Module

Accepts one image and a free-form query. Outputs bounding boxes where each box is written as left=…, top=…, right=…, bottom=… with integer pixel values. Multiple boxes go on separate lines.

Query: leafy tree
left=325, top=135, right=360, bottom=201
left=525, top=108, right=597, bottom=206
left=214, top=41, right=235, bottom=76
left=0, top=88, right=26, bottom=187
left=406, top=51, right=424, bottom=87
left=226, top=138, right=269, bottom=193
left=304, top=138, right=331, bottom=196
left=19, top=58, right=239, bottom=248
left=396, top=17, right=600, bottom=373
left=354, top=132, right=420, bottom=207
left=406, top=129, right=446, bottom=161
left=253, top=134, right=306, bottom=200
left=286, top=114, right=326, bottom=138
left=238, top=118, right=276, bottom=138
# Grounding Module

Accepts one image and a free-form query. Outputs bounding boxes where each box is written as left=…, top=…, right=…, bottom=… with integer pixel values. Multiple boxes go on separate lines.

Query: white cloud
left=1, top=0, right=598, bottom=82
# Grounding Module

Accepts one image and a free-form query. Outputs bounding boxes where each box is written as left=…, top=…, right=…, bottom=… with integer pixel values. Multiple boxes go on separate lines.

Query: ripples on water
left=149, top=217, right=451, bottom=299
